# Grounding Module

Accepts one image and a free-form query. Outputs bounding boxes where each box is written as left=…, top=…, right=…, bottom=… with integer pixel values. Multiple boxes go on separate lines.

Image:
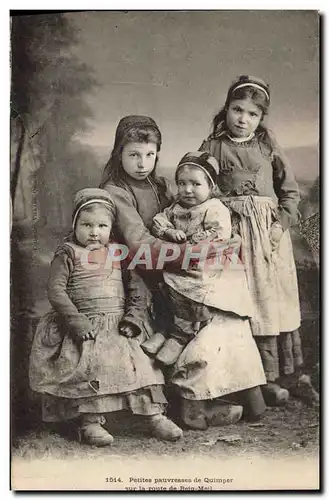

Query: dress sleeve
left=103, top=185, right=181, bottom=270
left=190, top=201, right=232, bottom=243
left=272, top=144, right=301, bottom=230
left=47, top=247, right=93, bottom=336
left=105, top=184, right=163, bottom=251
left=121, top=267, right=153, bottom=334
left=152, top=206, right=176, bottom=238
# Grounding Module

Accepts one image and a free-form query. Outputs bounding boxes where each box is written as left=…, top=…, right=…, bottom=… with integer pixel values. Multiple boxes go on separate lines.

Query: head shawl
left=176, top=151, right=219, bottom=188
left=113, top=115, right=162, bottom=150
left=72, top=188, right=115, bottom=229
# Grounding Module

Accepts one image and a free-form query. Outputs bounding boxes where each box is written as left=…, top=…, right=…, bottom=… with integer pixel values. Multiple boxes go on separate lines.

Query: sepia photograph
left=10, top=9, right=320, bottom=491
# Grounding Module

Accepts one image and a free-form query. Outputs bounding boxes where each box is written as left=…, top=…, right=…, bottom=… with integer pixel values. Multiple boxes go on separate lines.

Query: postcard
left=10, top=9, right=320, bottom=491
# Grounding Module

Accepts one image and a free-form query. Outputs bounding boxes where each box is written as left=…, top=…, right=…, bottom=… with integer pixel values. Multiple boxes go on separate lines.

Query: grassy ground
left=11, top=398, right=319, bottom=490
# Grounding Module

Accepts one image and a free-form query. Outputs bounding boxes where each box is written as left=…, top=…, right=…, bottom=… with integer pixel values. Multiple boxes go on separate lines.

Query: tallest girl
left=199, top=75, right=319, bottom=406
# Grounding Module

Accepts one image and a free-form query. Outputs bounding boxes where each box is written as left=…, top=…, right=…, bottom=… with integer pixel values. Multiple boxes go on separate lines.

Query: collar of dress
left=227, top=132, right=255, bottom=143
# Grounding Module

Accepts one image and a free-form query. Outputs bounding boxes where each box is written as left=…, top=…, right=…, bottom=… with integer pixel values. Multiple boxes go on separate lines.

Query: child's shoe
left=148, top=414, right=183, bottom=441
left=286, top=374, right=319, bottom=407
left=180, top=399, right=243, bottom=429
left=141, top=333, right=166, bottom=356
left=206, top=401, right=244, bottom=427
left=79, top=423, right=114, bottom=447
left=181, top=399, right=208, bottom=430
left=261, top=382, right=289, bottom=406
left=155, top=338, right=186, bottom=366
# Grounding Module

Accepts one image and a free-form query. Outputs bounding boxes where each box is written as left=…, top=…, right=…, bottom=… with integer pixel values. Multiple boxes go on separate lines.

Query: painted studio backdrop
left=10, top=11, right=319, bottom=433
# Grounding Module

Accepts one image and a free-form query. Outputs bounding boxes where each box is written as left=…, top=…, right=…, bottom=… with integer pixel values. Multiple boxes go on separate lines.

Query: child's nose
left=137, top=157, right=145, bottom=168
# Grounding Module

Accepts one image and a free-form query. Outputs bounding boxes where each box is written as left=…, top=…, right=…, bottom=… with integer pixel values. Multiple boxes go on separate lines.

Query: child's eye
left=147, top=152, right=155, bottom=157
left=99, top=224, right=108, bottom=228
left=250, top=112, right=259, bottom=117
left=193, top=183, right=201, bottom=186
left=129, top=153, right=137, bottom=158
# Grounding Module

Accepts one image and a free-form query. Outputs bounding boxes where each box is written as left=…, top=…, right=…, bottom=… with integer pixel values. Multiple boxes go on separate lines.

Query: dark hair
left=211, top=81, right=275, bottom=152
left=100, top=126, right=162, bottom=189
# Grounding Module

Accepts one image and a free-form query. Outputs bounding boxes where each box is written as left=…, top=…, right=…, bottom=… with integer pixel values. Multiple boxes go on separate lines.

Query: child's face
left=226, top=98, right=262, bottom=138
left=75, top=207, right=112, bottom=248
left=177, top=166, right=212, bottom=207
left=121, top=142, right=157, bottom=181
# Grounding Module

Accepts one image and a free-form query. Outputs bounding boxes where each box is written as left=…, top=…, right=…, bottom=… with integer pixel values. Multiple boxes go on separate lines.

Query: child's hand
left=270, top=222, right=284, bottom=250
left=164, top=229, right=187, bottom=242
left=67, top=314, right=94, bottom=342
left=119, top=321, right=140, bottom=338
left=76, top=330, right=96, bottom=342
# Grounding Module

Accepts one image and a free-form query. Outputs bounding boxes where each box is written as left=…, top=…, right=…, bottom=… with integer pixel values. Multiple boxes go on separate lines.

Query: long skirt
left=222, top=195, right=301, bottom=337
left=170, top=313, right=266, bottom=400
left=29, top=310, right=166, bottom=420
